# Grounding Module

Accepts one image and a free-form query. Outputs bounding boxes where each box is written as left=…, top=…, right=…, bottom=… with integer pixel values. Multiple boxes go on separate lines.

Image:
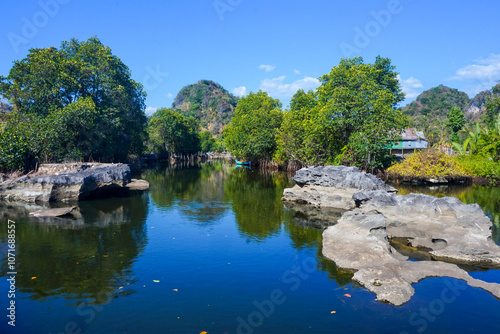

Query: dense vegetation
left=274, top=56, right=406, bottom=169
left=223, top=91, right=283, bottom=161
left=173, top=80, right=238, bottom=135
left=146, top=108, right=201, bottom=157
left=0, top=37, right=147, bottom=171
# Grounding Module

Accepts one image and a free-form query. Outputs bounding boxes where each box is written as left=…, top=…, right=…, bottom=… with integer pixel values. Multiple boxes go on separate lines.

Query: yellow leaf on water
left=173, top=289, right=178, bottom=292
left=200, top=332, right=208, bottom=334
left=31, top=277, right=37, bottom=280
left=331, top=311, right=336, bottom=314
left=103, top=255, right=108, bottom=257
left=153, top=280, right=160, bottom=283
left=344, top=294, right=352, bottom=298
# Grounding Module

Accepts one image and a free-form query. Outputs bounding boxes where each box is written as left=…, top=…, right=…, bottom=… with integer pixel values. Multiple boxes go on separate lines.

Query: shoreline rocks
left=282, top=166, right=500, bottom=305
left=0, top=163, right=147, bottom=202
left=282, top=166, right=396, bottom=210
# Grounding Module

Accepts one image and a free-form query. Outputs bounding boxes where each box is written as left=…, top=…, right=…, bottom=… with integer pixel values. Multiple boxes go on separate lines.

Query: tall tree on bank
left=224, top=91, right=282, bottom=161
left=447, top=107, right=465, bottom=142
left=275, top=56, right=406, bottom=169
left=147, top=108, right=201, bottom=157
left=0, top=37, right=147, bottom=165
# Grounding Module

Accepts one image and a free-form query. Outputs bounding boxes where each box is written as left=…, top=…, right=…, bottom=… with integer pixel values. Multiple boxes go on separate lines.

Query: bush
left=387, top=150, right=468, bottom=181
left=458, top=155, right=500, bottom=180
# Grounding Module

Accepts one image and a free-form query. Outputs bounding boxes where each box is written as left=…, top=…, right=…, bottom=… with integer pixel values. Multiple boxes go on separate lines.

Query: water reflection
left=0, top=193, right=149, bottom=305
left=283, top=202, right=354, bottom=287
left=224, top=168, right=293, bottom=242
left=143, top=162, right=232, bottom=225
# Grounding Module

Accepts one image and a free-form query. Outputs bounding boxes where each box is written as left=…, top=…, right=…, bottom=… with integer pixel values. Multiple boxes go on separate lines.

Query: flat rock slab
left=323, top=209, right=500, bottom=306
left=30, top=206, right=78, bottom=218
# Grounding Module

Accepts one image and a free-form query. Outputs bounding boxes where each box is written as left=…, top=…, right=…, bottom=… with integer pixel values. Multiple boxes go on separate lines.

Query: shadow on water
left=0, top=192, right=149, bottom=305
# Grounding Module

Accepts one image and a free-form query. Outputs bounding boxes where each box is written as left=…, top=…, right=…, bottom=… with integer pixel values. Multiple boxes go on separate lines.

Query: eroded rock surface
left=323, top=209, right=500, bottom=306
left=283, top=165, right=500, bottom=305
left=282, top=166, right=396, bottom=209
left=0, top=163, right=132, bottom=202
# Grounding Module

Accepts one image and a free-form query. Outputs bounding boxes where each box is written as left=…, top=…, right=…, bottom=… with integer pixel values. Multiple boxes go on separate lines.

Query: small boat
left=235, top=159, right=251, bottom=165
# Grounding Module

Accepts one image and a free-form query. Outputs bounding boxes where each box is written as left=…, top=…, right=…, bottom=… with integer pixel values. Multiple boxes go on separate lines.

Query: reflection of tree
left=143, top=162, right=231, bottom=224
left=224, top=169, right=292, bottom=242
left=392, top=183, right=500, bottom=244
left=283, top=204, right=354, bottom=287
left=0, top=193, right=149, bottom=304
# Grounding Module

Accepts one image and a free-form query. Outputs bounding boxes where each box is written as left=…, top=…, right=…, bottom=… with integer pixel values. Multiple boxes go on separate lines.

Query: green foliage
left=486, top=84, right=500, bottom=128
left=224, top=91, right=283, bottom=161
left=147, top=108, right=201, bottom=156
left=275, top=90, right=318, bottom=165
left=458, top=155, right=500, bottom=180
left=446, top=107, right=465, bottom=142
left=276, top=56, right=406, bottom=169
left=172, top=80, right=239, bottom=134
left=199, top=131, right=216, bottom=152
left=0, top=37, right=147, bottom=168
left=0, top=113, right=47, bottom=171
left=387, top=150, right=468, bottom=181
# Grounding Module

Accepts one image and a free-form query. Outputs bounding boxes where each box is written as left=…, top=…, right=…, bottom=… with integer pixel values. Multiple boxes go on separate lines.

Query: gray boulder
left=283, top=166, right=396, bottom=209
left=0, top=163, right=131, bottom=202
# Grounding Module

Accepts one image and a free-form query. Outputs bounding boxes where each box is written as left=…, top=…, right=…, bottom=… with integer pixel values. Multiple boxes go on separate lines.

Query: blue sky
left=1, top=0, right=500, bottom=114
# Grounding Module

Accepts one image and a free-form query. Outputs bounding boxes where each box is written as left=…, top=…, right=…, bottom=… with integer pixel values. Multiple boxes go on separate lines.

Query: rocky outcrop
left=0, top=163, right=132, bottom=202
left=323, top=209, right=500, bottom=305
left=282, top=166, right=396, bottom=210
left=283, top=165, right=500, bottom=305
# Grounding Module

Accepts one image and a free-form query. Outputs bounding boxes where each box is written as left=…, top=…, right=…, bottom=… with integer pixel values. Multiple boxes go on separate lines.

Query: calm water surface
left=1, top=162, right=499, bottom=334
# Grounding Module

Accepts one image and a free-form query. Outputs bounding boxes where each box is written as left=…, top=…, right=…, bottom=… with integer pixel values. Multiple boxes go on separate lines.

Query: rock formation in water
left=282, top=165, right=396, bottom=209
left=0, top=163, right=132, bottom=202
left=282, top=166, right=500, bottom=305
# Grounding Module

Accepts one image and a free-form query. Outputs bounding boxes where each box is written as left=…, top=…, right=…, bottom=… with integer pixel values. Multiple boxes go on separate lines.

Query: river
left=0, top=161, right=499, bottom=333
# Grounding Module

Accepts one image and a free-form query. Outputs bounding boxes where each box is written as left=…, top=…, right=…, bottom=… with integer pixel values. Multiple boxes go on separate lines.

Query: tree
left=275, top=90, right=319, bottom=165
left=446, top=107, right=465, bottom=142
left=486, top=83, right=500, bottom=129
left=276, top=56, right=406, bottom=169
left=0, top=37, right=147, bottom=163
left=199, top=131, right=216, bottom=152
left=223, top=91, right=282, bottom=161
left=147, top=108, right=201, bottom=157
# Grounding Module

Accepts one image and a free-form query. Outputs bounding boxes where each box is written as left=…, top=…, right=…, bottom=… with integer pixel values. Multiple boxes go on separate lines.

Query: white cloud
left=294, top=69, right=301, bottom=74
left=398, top=75, right=424, bottom=99
left=232, top=86, right=247, bottom=97
left=448, top=54, right=500, bottom=95
left=451, top=54, right=500, bottom=81
left=258, top=64, right=276, bottom=72
left=259, top=76, right=320, bottom=99
left=166, top=92, right=174, bottom=99
left=145, top=106, right=158, bottom=115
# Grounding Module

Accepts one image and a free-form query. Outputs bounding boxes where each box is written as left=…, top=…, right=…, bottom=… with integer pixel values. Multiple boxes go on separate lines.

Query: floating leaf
left=200, top=332, right=208, bottom=334
left=344, top=293, right=351, bottom=298
left=173, top=289, right=178, bottom=292
left=153, top=280, right=160, bottom=283
left=31, top=277, right=37, bottom=280
left=330, top=311, right=336, bottom=314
